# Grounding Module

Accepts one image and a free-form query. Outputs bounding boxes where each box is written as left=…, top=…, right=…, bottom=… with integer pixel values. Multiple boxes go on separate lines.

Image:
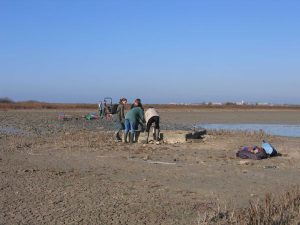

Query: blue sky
left=1, top=0, right=300, bottom=104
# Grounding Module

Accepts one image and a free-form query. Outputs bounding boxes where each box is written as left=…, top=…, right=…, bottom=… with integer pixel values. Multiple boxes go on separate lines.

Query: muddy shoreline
left=1, top=109, right=300, bottom=224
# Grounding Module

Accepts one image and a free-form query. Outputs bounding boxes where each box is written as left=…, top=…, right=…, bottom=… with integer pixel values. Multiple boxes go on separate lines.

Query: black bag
left=110, top=104, right=119, bottom=114
left=262, top=140, right=278, bottom=157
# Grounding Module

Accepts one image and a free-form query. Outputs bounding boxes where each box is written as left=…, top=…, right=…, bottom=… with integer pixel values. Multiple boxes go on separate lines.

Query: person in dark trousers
left=124, top=106, right=144, bottom=143
left=98, top=101, right=105, bottom=118
left=113, top=98, right=127, bottom=141
left=145, top=106, right=160, bottom=143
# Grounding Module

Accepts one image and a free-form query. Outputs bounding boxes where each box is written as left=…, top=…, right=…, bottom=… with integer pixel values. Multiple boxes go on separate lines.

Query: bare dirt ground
left=1, top=108, right=300, bottom=225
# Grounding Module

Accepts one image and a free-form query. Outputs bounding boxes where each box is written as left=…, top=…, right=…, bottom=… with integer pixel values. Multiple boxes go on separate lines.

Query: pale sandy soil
left=1, top=109, right=300, bottom=225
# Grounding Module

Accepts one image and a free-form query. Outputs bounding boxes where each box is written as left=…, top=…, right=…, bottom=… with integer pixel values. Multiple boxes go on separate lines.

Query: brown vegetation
left=0, top=102, right=96, bottom=110
left=200, top=186, right=300, bottom=225
left=1, top=101, right=300, bottom=110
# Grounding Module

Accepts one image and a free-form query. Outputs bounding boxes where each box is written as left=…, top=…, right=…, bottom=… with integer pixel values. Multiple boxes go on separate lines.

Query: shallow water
left=196, top=123, right=300, bottom=137
left=0, top=126, right=28, bottom=135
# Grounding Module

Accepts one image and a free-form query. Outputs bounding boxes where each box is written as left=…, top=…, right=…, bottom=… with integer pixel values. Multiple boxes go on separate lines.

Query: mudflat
left=1, top=108, right=300, bottom=224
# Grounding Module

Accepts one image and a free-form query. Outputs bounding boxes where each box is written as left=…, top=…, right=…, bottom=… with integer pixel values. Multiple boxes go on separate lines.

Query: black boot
left=156, top=129, right=160, bottom=141
left=153, top=128, right=157, bottom=140
left=145, top=132, right=150, bottom=144
left=113, top=131, right=120, bottom=142
left=135, top=131, right=140, bottom=143
left=123, top=132, right=129, bottom=143
left=129, top=133, right=134, bottom=143
left=152, top=128, right=156, bottom=140
left=117, top=131, right=122, bottom=141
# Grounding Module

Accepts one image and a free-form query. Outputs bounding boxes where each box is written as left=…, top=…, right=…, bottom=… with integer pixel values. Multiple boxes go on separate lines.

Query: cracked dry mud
left=1, top=109, right=300, bottom=224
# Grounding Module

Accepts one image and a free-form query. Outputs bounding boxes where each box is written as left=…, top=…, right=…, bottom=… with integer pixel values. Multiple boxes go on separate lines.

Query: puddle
left=0, top=126, right=28, bottom=135
left=196, top=124, right=300, bottom=137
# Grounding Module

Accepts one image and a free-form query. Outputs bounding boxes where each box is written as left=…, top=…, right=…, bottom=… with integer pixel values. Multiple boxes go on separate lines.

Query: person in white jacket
left=144, top=106, right=160, bottom=143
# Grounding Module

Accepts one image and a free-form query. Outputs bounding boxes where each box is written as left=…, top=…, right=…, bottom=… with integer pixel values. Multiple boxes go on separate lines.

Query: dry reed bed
left=207, top=129, right=272, bottom=139
left=1, top=102, right=300, bottom=110
left=198, top=186, right=300, bottom=225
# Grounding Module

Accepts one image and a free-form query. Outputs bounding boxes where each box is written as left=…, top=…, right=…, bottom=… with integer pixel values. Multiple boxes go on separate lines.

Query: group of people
left=113, top=98, right=160, bottom=143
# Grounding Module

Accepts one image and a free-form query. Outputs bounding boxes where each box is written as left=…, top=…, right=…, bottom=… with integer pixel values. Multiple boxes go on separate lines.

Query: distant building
left=257, top=102, right=270, bottom=106
left=212, top=102, right=222, bottom=105
left=236, top=100, right=245, bottom=105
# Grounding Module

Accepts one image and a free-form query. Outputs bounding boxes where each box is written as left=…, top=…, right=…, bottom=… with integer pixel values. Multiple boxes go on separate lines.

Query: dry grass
left=1, top=102, right=300, bottom=110
left=0, top=102, right=96, bottom=109
left=149, top=104, right=300, bottom=110
left=197, top=186, right=300, bottom=225
left=207, top=129, right=272, bottom=140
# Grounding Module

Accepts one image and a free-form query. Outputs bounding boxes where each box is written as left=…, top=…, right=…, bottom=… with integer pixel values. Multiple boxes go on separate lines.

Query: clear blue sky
left=1, top=0, right=300, bottom=104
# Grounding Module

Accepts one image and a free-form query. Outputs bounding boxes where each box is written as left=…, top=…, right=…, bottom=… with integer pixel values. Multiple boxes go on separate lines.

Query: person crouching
left=124, top=106, right=145, bottom=143
left=145, top=106, right=160, bottom=143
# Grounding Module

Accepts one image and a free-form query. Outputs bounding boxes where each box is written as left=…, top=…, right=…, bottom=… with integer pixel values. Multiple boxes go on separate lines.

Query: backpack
left=236, top=146, right=268, bottom=160
left=261, top=140, right=278, bottom=157
left=110, top=104, right=119, bottom=114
